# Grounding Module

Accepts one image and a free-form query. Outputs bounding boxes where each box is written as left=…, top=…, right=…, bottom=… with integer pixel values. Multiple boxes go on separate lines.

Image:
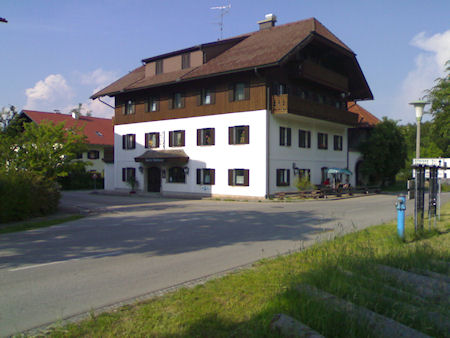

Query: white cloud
left=411, top=31, right=450, bottom=72
left=395, top=30, right=450, bottom=123
left=24, top=74, right=74, bottom=111
left=24, top=70, right=116, bottom=118
left=85, top=97, right=114, bottom=119
left=80, top=68, right=117, bottom=89
left=79, top=68, right=117, bottom=118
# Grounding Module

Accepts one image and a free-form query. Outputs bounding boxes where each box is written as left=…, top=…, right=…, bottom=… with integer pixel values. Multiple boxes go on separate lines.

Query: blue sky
left=1, top=0, right=449, bottom=123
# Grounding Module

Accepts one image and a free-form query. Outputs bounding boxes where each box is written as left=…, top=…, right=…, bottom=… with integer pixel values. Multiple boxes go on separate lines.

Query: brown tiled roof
left=92, top=66, right=145, bottom=99
left=186, top=18, right=351, bottom=79
left=91, top=17, right=361, bottom=99
left=127, top=68, right=194, bottom=90
left=21, top=110, right=114, bottom=146
left=347, top=102, right=380, bottom=127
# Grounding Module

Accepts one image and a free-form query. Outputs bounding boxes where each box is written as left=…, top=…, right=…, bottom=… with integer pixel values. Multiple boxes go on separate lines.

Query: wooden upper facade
left=93, top=17, right=372, bottom=127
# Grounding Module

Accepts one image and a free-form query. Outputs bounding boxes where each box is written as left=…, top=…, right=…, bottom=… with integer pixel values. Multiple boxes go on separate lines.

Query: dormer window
left=155, top=60, right=163, bottom=75
left=182, top=53, right=190, bottom=69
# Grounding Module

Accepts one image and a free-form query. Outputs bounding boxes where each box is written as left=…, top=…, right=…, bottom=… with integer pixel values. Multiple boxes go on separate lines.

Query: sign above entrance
left=144, top=158, right=164, bottom=163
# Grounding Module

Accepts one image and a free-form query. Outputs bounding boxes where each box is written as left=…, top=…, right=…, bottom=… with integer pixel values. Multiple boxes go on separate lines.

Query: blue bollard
left=396, top=195, right=406, bottom=240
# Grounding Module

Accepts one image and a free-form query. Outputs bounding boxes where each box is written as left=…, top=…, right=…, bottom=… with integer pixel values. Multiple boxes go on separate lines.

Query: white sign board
left=413, top=158, right=447, bottom=167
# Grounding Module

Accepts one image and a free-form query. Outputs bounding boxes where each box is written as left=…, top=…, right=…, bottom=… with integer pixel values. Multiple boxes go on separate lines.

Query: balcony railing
left=272, top=94, right=358, bottom=126
left=297, top=59, right=349, bottom=92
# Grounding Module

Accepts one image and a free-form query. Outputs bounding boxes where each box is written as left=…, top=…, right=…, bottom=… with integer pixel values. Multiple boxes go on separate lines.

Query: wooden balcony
left=272, top=94, right=358, bottom=126
left=296, top=59, right=349, bottom=92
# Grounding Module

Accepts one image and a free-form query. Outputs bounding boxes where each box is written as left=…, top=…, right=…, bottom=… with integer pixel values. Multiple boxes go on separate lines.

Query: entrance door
left=147, top=167, right=161, bottom=192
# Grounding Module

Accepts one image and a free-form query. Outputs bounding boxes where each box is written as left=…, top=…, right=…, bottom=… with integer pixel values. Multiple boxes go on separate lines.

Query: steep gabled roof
left=185, top=18, right=352, bottom=79
left=91, top=17, right=371, bottom=100
left=347, top=102, right=380, bottom=127
left=20, top=110, right=114, bottom=146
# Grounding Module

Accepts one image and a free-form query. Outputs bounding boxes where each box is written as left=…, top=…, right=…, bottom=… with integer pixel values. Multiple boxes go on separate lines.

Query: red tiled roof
left=91, top=17, right=372, bottom=100
left=21, top=110, right=114, bottom=146
left=347, top=102, right=380, bottom=127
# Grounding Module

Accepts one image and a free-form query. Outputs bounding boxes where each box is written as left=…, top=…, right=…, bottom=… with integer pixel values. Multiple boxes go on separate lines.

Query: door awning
left=134, top=149, right=189, bottom=164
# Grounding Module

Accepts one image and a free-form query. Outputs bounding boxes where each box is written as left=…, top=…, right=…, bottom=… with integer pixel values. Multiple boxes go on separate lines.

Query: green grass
left=45, top=204, right=450, bottom=337
left=0, top=215, right=84, bottom=234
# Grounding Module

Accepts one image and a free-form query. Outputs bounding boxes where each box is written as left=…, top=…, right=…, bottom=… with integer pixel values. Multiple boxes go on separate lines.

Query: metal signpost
left=412, top=158, right=447, bottom=234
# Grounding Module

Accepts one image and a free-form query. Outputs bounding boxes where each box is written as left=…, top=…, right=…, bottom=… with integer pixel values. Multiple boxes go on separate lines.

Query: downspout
left=254, top=67, right=271, bottom=199
left=266, top=86, right=271, bottom=199
left=97, top=97, right=115, bottom=109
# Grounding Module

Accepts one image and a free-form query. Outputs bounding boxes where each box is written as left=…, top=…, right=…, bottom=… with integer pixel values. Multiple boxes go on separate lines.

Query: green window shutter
left=228, top=169, right=233, bottom=186
left=287, top=128, right=291, bottom=146
left=229, top=127, right=234, bottom=144
left=244, top=169, right=249, bottom=186
left=244, top=126, right=250, bottom=144
left=210, top=169, right=215, bottom=185
left=228, top=84, right=234, bottom=102
left=244, top=82, right=250, bottom=100
left=197, top=129, right=201, bottom=145
left=210, top=128, right=215, bottom=145
left=181, top=130, right=185, bottom=146
left=169, top=131, right=173, bottom=147
left=196, top=169, right=201, bottom=184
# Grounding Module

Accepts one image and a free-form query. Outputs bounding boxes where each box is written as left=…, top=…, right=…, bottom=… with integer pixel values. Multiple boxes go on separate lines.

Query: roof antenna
left=211, top=4, right=231, bottom=40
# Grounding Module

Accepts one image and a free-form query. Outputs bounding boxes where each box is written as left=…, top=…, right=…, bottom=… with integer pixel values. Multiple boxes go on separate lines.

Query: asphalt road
left=0, top=191, right=447, bottom=336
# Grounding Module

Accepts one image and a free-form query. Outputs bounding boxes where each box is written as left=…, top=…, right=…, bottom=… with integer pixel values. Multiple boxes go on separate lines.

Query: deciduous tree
left=359, top=118, right=407, bottom=186
left=0, top=120, right=88, bottom=180
left=425, top=60, right=449, bottom=156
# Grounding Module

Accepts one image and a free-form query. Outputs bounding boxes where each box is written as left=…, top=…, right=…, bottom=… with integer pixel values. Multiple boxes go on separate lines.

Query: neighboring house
left=19, top=110, right=114, bottom=177
left=91, top=15, right=373, bottom=198
left=347, top=102, right=380, bottom=186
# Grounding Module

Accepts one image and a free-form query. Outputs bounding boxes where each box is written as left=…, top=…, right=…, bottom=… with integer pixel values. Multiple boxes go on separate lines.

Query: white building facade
left=93, top=16, right=373, bottom=198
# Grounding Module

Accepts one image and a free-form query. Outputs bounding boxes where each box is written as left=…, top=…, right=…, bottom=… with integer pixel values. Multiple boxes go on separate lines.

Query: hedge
left=58, top=171, right=104, bottom=190
left=0, top=171, right=60, bottom=223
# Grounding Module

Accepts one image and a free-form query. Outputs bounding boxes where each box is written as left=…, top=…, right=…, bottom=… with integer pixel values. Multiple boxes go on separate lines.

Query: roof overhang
left=134, top=149, right=189, bottom=164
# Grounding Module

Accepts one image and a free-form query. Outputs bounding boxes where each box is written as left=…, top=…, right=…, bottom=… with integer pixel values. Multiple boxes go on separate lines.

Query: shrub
left=295, top=176, right=315, bottom=191
left=58, top=171, right=104, bottom=190
left=0, top=171, right=60, bottom=223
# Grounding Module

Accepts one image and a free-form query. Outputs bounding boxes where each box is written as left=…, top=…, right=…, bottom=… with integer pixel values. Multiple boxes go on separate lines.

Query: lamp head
left=409, top=100, right=428, bottom=120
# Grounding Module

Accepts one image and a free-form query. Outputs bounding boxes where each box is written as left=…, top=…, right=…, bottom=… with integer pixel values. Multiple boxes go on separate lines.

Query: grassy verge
left=45, top=204, right=449, bottom=337
left=0, top=215, right=84, bottom=234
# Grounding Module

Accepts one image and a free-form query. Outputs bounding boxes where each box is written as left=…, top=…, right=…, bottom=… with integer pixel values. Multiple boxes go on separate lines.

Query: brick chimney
left=258, top=14, right=277, bottom=30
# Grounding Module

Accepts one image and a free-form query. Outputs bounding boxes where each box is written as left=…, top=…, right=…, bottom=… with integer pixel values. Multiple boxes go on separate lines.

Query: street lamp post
left=409, top=100, right=428, bottom=233
left=409, top=100, right=428, bottom=159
